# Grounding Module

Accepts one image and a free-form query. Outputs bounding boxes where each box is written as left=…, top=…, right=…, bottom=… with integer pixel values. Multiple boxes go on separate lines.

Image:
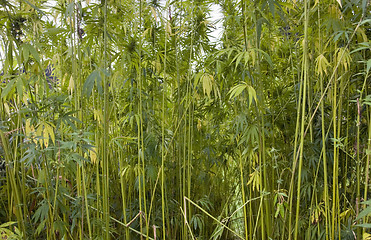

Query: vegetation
left=0, top=0, right=370, bottom=239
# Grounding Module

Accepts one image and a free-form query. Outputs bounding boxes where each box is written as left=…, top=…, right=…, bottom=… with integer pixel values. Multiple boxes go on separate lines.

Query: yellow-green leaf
left=202, top=73, right=213, bottom=98
left=228, top=83, right=247, bottom=99
left=315, top=54, right=330, bottom=76
left=45, top=123, right=55, bottom=145
left=89, top=147, right=97, bottom=164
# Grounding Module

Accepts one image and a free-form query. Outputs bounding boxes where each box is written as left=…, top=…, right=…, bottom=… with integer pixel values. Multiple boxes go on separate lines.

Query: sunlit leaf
left=228, top=83, right=247, bottom=99
left=89, top=147, right=97, bottom=164
left=83, top=69, right=102, bottom=98
left=23, top=43, right=40, bottom=64
left=202, top=73, right=213, bottom=98
left=356, top=205, right=371, bottom=220
left=0, top=222, right=16, bottom=228
left=315, top=54, right=330, bottom=76
left=45, top=28, right=67, bottom=35
left=1, top=78, right=16, bottom=99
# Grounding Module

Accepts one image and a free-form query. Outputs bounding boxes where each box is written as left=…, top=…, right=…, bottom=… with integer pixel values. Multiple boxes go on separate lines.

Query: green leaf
left=363, top=95, right=371, bottom=106
left=256, top=18, right=262, bottom=46
left=279, top=204, right=285, bottom=218
left=255, top=48, right=273, bottom=67
left=22, top=44, right=29, bottom=63
left=356, top=205, right=371, bottom=221
left=83, top=70, right=102, bottom=98
left=53, top=220, right=67, bottom=236
left=194, top=72, right=203, bottom=87
left=267, top=0, right=275, bottom=17
left=231, top=52, right=244, bottom=71
left=360, top=19, right=371, bottom=26
left=23, top=43, right=40, bottom=64
left=362, top=0, right=367, bottom=14
left=356, top=223, right=371, bottom=228
left=202, top=73, right=213, bottom=98
left=361, top=199, right=371, bottom=205
left=275, top=207, right=280, bottom=218
left=65, top=2, right=75, bottom=17
left=1, top=78, right=16, bottom=99
left=228, top=83, right=257, bottom=107
left=247, top=85, right=257, bottom=106
left=33, top=200, right=49, bottom=223
left=45, top=28, right=67, bottom=35
left=0, top=228, right=14, bottom=237
left=0, top=221, right=16, bottom=228
left=35, top=220, right=46, bottom=236
left=228, top=83, right=247, bottom=99
left=22, top=0, right=45, bottom=15
left=16, top=77, right=24, bottom=98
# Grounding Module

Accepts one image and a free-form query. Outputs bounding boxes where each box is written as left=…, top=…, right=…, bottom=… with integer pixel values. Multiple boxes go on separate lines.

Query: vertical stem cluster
left=294, top=0, right=309, bottom=238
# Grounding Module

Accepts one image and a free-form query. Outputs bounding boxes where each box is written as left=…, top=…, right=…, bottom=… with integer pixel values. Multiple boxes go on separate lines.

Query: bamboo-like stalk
left=241, top=2, right=251, bottom=238
left=136, top=0, right=149, bottom=237
left=294, top=0, right=309, bottom=238
left=183, top=4, right=196, bottom=238
left=0, top=1, right=369, bottom=239
left=0, top=130, right=25, bottom=236
left=102, top=0, right=110, bottom=238
left=365, top=105, right=371, bottom=236
left=283, top=19, right=301, bottom=240
left=317, top=4, right=330, bottom=239
left=82, top=164, right=92, bottom=239
left=162, top=2, right=168, bottom=238
left=239, top=146, right=248, bottom=240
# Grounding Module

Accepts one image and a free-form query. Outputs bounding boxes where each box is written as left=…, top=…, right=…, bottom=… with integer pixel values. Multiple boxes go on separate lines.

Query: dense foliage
left=0, top=0, right=370, bottom=239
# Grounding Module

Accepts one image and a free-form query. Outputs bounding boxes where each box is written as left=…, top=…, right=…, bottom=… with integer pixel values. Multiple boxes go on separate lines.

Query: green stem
left=294, top=0, right=309, bottom=238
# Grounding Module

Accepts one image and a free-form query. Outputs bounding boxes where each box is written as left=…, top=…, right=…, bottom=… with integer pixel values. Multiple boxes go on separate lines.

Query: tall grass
left=0, top=0, right=369, bottom=239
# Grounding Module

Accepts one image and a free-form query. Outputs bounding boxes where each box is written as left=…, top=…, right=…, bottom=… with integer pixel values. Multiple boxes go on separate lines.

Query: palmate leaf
left=275, top=203, right=285, bottom=218
left=53, top=220, right=67, bottom=237
left=356, top=223, right=371, bottom=228
left=36, top=220, right=47, bottom=236
left=247, top=168, right=261, bottom=191
left=356, top=200, right=371, bottom=229
left=0, top=222, right=16, bottom=228
left=247, top=85, right=257, bottom=106
left=356, top=204, right=371, bottom=221
left=15, top=76, right=24, bottom=98
left=22, top=44, right=29, bottom=63
left=33, top=200, right=49, bottom=223
left=202, top=73, right=213, bottom=98
left=42, top=122, right=55, bottom=147
left=83, top=69, right=102, bottom=98
left=231, top=52, right=246, bottom=71
left=243, top=124, right=259, bottom=144
left=335, top=47, right=351, bottom=71
left=255, top=48, right=273, bottom=67
left=228, top=83, right=257, bottom=107
left=89, top=147, right=97, bottom=164
left=363, top=95, right=371, bottom=106
left=1, top=78, right=16, bottom=99
left=315, top=54, right=330, bottom=76
left=22, top=0, right=45, bottom=15
left=1, top=76, right=25, bottom=99
left=350, top=42, right=371, bottom=54
left=22, top=43, right=40, bottom=64
left=228, top=83, right=247, bottom=99
left=44, top=28, right=67, bottom=35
